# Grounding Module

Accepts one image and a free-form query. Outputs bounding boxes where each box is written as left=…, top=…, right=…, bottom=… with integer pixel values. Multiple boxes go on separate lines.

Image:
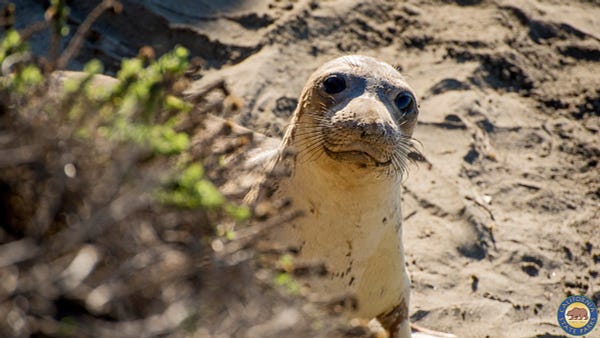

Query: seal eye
left=323, top=75, right=346, bottom=94
left=394, top=92, right=414, bottom=113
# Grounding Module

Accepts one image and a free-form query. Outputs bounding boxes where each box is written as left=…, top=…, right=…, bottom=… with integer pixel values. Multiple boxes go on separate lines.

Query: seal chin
left=324, top=147, right=391, bottom=167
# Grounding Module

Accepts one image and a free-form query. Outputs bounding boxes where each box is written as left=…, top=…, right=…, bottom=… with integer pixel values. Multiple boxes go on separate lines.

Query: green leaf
left=275, top=273, right=300, bottom=294
left=194, top=180, right=225, bottom=208
left=118, top=58, right=143, bottom=80
left=165, top=95, right=192, bottom=113
left=278, top=254, right=294, bottom=272
left=225, top=230, right=236, bottom=241
left=224, top=204, right=251, bottom=222
left=0, top=30, right=25, bottom=64
left=13, top=64, right=43, bottom=93
left=174, top=46, right=189, bottom=60
left=83, top=59, right=104, bottom=75
left=180, top=164, right=204, bottom=188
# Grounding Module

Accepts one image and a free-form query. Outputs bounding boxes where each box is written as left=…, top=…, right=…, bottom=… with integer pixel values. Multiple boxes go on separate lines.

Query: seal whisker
left=292, top=130, right=325, bottom=145
left=309, top=117, right=332, bottom=127
left=301, top=148, right=326, bottom=164
left=292, top=128, right=326, bottom=138
left=297, top=137, right=327, bottom=163
left=390, top=153, right=406, bottom=176
left=300, top=142, right=324, bottom=162
left=295, top=138, right=325, bottom=155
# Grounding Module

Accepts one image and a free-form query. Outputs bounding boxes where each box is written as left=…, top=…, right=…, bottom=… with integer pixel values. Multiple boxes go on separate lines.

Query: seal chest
left=273, top=159, right=409, bottom=318
left=257, top=55, right=420, bottom=337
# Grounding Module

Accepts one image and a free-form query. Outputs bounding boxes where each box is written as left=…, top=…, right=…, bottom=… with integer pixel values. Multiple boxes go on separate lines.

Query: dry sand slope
left=183, top=1, right=600, bottom=337
left=31, top=0, right=599, bottom=337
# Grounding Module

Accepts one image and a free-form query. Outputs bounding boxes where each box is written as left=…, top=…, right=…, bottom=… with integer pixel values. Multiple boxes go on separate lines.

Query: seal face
left=287, top=55, right=420, bottom=177
left=557, top=295, right=598, bottom=336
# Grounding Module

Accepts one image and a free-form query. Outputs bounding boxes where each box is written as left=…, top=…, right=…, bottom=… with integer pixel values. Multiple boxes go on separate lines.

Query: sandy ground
left=185, top=1, right=600, bottom=337
left=13, top=0, right=600, bottom=337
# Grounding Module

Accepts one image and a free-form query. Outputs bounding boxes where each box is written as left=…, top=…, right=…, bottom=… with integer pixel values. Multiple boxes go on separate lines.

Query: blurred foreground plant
left=0, top=9, right=251, bottom=337
left=1, top=25, right=248, bottom=218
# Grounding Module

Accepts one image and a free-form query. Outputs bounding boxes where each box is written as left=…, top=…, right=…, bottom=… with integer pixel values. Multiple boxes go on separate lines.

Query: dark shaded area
left=409, top=309, right=429, bottom=322
left=234, top=12, right=276, bottom=30
left=573, top=89, right=600, bottom=119
left=558, top=43, right=600, bottom=62
left=521, top=264, right=540, bottom=277
left=457, top=241, right=487, bottom=260
left=479, top=53, right=534, bottom=92
left=463, top=148, right=479, bottom=164
left=451, top=0, right=484, bottom=6
left=470, top=275, right=479, bottom=292
left=9, top=0, right=262, bottom=73
left=273, top=96, right=298, bottom=118
left=428, top=78, right=470, bottom=95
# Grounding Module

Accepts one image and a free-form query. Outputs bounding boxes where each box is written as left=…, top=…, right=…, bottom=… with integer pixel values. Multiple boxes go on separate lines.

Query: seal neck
left=288, top=157, right=403, bottom=224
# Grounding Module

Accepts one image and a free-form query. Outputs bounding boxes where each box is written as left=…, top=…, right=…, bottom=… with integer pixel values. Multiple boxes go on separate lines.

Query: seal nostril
left=357, top=123, right=388, bottom=138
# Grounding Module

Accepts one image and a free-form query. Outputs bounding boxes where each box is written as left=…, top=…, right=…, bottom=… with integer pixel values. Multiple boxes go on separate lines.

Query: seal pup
left=249, top=55, right=455, bottom=338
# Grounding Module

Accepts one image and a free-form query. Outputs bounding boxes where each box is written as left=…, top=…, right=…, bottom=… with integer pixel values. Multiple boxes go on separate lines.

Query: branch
left=56, top=0, right=121, bottom=70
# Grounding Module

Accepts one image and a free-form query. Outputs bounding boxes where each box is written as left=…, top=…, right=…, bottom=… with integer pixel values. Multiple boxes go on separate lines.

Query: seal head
left=285, top=55, right=420, bottom=177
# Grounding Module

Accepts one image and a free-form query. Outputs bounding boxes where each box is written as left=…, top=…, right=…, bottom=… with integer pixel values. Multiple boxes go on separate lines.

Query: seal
left=250, top=55, right=454, bottom=338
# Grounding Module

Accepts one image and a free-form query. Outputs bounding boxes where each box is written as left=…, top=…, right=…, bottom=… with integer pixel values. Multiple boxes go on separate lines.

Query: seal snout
left=358, top=120, right=390, bottom=138
left=323, top=124, right=396, bottom=165
left=323, top=98, right=398, bottom=165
